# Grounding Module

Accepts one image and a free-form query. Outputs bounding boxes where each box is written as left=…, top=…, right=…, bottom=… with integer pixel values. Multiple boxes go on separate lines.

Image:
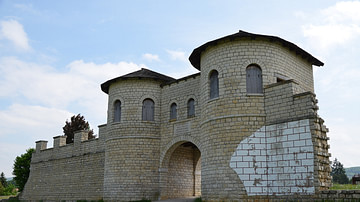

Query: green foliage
left=330, top=183, right=360, bottom=190
left=331, top=158, right=349, bottom=184
left=1, top=184, right=17, bottom=196
left=195, top=197, right=202, bottom=202
left=63, top=114, right=95, bottom=144
left=12, top=148, right=35, bottom=191
left=0, top=172, right=7, bottom=187
left=0, top=182, right=3, bottom=195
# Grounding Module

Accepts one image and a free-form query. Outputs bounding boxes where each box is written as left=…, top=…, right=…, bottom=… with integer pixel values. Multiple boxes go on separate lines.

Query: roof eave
left=188, top=30, right=324, bottom=70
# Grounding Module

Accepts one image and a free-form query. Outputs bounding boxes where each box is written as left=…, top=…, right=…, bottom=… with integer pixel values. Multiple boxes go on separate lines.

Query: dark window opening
left=187, top=98, right=195, bottom=117
left=170, top=103, right=177, bottom=120
left=114, top=100, right=121, bottom=122
left=142, top=99, right=154, bottom=121
left=246, top=65, right=263, bottom=94
left=209, top=70, right=219, bottom=99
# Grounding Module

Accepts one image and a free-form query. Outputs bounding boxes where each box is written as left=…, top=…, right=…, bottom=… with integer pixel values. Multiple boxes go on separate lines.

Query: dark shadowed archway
left=159, top=141, right=201, bottom=199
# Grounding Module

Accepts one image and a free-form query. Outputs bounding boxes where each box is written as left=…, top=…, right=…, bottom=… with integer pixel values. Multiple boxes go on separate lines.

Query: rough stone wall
left=264, top=80, right=331, bottom=193
left=197, top=39, right=321, bottom=201
left=21, top=131, right=105, bottom=201
left=159, top=74, right=203, bottom=199
left=160, top=74, right=201, bottom=149
left=165, top=144, right=200, bottom=199
left=200, top=39, right=315, bottom=94
left=103, top=78, right=162, bottom=201
left=230, top=119, right=316, bottom=195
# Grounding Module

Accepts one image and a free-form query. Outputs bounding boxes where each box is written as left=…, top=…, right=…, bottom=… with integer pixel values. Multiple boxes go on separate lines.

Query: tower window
left=142, top=99, right=154, bottom=121
left=170, top=103, right=177, bottom=120
left=209, top=70, right=219, bottom=99
left=114, top=100, right=121, bottom=122
left=246, top=65, right=263, bottom=94
left=187, top=98, right=195, bottom=117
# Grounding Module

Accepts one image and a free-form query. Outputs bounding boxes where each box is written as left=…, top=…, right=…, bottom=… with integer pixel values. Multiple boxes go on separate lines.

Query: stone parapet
left=53, top=135, right=66, bottom=148
left=35, top=140, right=47, bottom=153
left=264, top=80, right=318, bottom=125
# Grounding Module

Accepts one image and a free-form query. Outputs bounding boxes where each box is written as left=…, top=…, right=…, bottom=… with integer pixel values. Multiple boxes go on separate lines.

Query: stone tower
left=188, top=30, right=329, bottom=199
left=100, top=69, right=175, bottom=200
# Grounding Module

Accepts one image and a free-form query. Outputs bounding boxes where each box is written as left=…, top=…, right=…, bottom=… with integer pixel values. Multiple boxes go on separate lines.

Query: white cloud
left=303, top=24, right=360, bottom=50
left=0, top=19, right=31, bottom=51
left=0, top=57, right=146, bottom=176
left=0, top=57, right=145, bottom=108
left=301, top=1, right=360, bottom=51
left=0, top=104, right=72, bottom=138
left=0, top=142, right=29, bottom=177
left=166, top=50, right=187, bottom=62
left=328, top=121, right=360, bottom=168
left=142, top=53, right=160, bottom=62
left=322, top=1, right=360, bottom=24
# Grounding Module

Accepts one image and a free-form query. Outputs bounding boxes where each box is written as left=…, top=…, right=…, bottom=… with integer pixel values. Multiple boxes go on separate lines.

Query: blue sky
left=1, top=0, right=360, bottom=177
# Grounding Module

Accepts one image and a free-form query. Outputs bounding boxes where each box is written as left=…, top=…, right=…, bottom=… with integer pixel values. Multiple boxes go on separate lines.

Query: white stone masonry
left=230, top=119, right=314, bottom=196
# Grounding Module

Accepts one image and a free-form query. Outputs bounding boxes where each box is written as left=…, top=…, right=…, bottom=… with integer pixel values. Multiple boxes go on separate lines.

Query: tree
left=13, top=148, right=35, bottom=191
left=0, top=182, right=4, bottom=195
left=0, top=172, right=7, bottom=188
left=63, top=114, right=95, bottom=144
left=331, top=158, right=349, bottom=184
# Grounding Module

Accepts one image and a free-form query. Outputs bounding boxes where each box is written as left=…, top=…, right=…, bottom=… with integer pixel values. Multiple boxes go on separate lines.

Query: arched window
left=209, top=70, right=219, bottom=99
left=246, top=65, right=263, bottom=94
left=187, top=98, right=195, bottom=117
left=114, top=100, right=121, bottom=122
left=142, top=99, right=154, bottom=121
left=170, top=103, right=177, bottom=120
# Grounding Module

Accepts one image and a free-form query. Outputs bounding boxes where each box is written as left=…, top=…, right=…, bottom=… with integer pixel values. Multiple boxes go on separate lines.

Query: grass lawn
left=330, top=184, right=360, bottom=190
left=0, top=195, right=17, bottom=200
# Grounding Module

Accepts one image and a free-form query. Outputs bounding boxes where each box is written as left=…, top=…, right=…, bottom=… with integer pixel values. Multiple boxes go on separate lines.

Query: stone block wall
left=104, top=78, right=163, bottom=201
left=230, top=119, right=315, bottom=195
left=20, top=130, right=105, bottom=201
left=264, top=80, right=331, bottom=193
left=165, top=144, right=201, bottom=199
left=160, top=74, right=201, bottom=146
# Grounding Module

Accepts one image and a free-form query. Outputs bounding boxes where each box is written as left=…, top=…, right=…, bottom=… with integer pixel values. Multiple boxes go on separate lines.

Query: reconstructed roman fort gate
left=21, top=30, right=336, bottom=201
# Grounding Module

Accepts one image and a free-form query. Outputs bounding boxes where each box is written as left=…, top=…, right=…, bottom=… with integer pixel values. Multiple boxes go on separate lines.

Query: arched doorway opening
left=160, top=141, right=201, bottom=199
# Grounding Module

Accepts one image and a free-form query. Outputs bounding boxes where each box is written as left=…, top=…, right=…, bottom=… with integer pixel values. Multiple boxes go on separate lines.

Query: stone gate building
left=21, top=30, right=332, bottom=201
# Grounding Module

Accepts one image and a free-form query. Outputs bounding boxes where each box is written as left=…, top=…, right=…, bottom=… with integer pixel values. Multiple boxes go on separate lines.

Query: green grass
left=194, top=197, right=202, bottom=202
left=330, top=183, right=360, bottom=190
left=0, top=195, right=17, bottom=200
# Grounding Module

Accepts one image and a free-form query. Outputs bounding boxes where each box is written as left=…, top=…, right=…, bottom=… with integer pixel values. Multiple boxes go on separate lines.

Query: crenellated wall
left=20, top=128, right=106, bottom=201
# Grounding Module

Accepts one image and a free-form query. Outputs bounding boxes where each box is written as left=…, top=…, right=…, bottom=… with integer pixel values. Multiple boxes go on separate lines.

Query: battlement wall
left=264, top=79, right=318, bottom=125
left=20, top=126, right=107, bottom=201
left=265, top=80, right=331, bottom=191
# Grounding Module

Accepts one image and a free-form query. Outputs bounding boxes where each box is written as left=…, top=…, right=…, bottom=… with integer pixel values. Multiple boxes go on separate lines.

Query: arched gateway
left=159, top=141, right=201, bottom=199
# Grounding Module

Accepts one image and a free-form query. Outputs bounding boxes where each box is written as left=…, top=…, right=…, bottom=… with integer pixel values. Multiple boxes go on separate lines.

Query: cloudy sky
left=1, top=0, right=360, bottom=177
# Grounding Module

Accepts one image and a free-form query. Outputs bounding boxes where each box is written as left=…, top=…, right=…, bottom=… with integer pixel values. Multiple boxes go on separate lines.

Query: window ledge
left=246, top=93, right=264, bottom=97
left=141, top=120, right=155, bottom=123
left=208, top=97, right=220, bottom=103
left=169, top=119, right=177, bottom=122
